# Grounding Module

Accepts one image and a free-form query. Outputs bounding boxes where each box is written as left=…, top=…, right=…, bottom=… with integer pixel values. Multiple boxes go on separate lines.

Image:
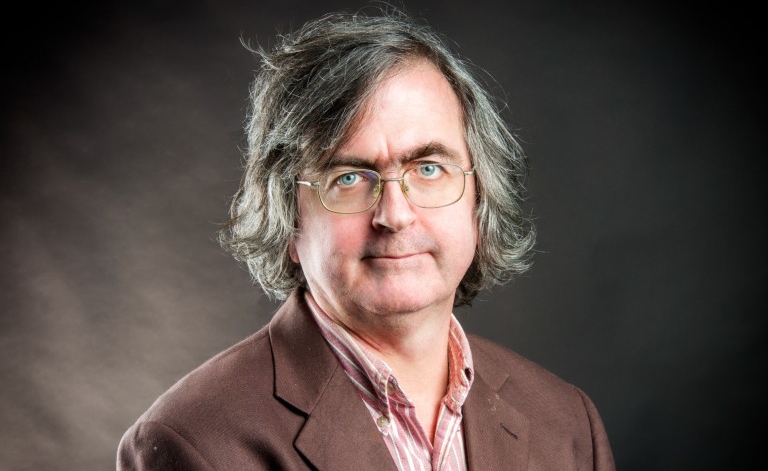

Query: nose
left=371, top=178, right=416, bottom=232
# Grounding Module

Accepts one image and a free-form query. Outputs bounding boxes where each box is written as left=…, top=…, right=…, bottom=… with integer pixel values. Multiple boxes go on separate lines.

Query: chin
left=361, top=284, right=453, bottom=315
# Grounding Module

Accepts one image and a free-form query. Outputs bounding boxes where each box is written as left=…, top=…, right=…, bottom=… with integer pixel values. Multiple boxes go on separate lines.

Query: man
left=118, top=8, right=616, bottom=471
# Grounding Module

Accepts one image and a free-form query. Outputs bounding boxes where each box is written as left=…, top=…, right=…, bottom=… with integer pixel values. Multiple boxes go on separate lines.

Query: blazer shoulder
left=138, top=326, right=274, bottom=428
left=118, top=326, right=291, bottom=469
left=467, top=333, right=596, bottom=427
left=467, top=333, right=574, bottom=393
left=466, top=333, right=616, bottom=470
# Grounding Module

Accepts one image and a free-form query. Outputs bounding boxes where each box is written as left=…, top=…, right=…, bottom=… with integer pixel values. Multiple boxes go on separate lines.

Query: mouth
left=362, top=252, right=428, bottom=271
left=362, top=238, right=435, bottom=262
left=363, top=251, right=423, bottom=260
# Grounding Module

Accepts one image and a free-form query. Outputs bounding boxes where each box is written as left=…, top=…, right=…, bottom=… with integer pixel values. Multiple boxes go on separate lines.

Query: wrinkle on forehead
left=329, top=142, right=465, bottom=172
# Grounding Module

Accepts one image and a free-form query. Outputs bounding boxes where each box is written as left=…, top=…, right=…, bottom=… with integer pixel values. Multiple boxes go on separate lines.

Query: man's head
left=220, top=7, right=534, bottom=307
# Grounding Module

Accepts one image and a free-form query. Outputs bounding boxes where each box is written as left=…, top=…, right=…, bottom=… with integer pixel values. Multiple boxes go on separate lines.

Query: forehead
left=319, top=61, right=469, bottom=172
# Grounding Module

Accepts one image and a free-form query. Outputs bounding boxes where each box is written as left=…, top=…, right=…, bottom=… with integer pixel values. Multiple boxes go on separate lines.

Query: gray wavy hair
left=219, top=7, right=535, bottom=306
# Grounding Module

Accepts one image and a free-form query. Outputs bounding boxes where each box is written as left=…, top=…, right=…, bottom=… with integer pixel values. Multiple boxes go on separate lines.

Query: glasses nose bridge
left=379, top=174, right=406, bottom=183
left=375, top=173, right=409, bottom=196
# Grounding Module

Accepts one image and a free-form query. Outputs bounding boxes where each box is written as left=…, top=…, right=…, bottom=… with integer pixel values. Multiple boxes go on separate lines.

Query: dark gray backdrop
left=2, top=1, right=764, bottom=470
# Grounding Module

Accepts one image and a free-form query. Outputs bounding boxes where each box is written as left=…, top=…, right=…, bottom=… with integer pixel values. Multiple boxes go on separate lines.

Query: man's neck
left=309, top=290, right=453, bottom=440
left=379, top=332, right=450, bottom=442
left=322, top=294, right=452, bottom=367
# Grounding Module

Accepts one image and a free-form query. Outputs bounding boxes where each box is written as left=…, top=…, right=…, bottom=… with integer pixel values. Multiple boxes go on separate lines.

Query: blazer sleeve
left=117, top=421, right=215, bottom=471
left=576, top=387, right=616, bottom=471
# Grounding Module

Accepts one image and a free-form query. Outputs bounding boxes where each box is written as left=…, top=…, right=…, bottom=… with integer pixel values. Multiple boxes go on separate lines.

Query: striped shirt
left=305, top=292, right=474, bottom=471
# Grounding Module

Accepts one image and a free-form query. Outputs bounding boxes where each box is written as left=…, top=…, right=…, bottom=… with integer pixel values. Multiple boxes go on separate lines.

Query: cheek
left=450, top=202, right=479, bottom=265
left=459, top=220, right=479, bottom=262
left=294, top=211, right=367, bottom=267
left=467, top=186, right=480, bottom=252
left=297, top=221, right=366, bottom=289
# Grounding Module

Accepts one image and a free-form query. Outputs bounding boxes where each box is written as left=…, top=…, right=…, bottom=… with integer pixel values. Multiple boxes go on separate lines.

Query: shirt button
left=386, top=381, right=395, bottom=394
left=377, top=415, right=390, bottom=428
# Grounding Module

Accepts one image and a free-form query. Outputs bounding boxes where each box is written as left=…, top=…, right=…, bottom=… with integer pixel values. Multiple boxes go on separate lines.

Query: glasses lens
left=315, top=164, right=469, bottom=213
left=403, top=163, right=466, bottom=208
left=318, top=169, right=380, bottom=213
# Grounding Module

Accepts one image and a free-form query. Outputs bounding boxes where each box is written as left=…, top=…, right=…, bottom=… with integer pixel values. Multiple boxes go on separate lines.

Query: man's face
left=290, top=61, right=477, bottom=325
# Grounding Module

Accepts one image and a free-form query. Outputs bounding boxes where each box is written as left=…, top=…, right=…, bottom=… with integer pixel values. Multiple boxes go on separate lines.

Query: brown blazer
left=118, top=291, right=615, bottom=470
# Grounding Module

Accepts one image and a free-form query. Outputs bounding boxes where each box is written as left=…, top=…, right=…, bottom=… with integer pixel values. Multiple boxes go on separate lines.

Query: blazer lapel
left=269, top=292, right=397, bottom=471
left=295, top=367, right=397, bottom=471
left=462, top=369, right=530, bottom=471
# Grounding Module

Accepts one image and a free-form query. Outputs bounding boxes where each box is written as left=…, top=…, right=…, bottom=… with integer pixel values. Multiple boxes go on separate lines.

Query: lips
left=362, top=248, right=431, bottom=261
left=365, top=252, right=420, bottom=259
left=362, top=236, right=436, bottom=260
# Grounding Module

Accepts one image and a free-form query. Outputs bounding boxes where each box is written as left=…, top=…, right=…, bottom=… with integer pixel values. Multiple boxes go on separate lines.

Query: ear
left=288, top=238, right=300, bottom=264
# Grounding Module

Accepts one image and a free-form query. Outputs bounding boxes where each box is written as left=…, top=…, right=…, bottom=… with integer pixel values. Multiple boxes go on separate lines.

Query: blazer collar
left=268, top=291, right=397, bottom=471
left=462, top=337, right=531, bottom=470
left=268, top=291, right=530, bottom=470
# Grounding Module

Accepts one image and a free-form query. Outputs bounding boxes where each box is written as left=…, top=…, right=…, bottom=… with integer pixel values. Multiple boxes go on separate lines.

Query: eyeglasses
left=297, top=162, right=475, bottom=214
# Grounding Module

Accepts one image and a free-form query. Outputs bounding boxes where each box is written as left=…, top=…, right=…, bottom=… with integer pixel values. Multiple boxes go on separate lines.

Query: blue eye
left=337, top=172, right=360, bottom=186
left=418, top=164, right=441, bottom=177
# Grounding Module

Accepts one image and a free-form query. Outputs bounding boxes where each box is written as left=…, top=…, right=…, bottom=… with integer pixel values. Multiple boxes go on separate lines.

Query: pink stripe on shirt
left=305, top=292, right=474, bottom=471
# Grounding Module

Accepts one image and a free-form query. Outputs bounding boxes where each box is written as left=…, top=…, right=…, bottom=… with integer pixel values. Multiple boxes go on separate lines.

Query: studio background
left=1, top=0, right=764, bottom=469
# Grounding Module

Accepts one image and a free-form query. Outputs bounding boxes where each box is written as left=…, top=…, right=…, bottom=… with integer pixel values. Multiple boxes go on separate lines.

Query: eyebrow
left=328, top=142, right=464, bottom=169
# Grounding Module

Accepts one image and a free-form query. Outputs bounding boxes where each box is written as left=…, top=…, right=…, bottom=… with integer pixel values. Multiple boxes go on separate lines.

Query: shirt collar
left=304, top=291, right=474, bottom=414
